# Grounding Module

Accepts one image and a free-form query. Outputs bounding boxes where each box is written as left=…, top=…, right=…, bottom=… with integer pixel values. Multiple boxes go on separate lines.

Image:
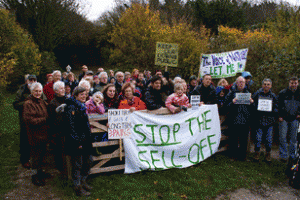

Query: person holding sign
left=278, top=76, right=300, bottom=165
left=252, top=78, right=278, bottom=162
left=224, top=76, right=254, bottom=161
left=190, top=74, right=217, bottom=105
left=119, top=82, right=147, bottom=111
left=165, top=83, right=192, bottom=113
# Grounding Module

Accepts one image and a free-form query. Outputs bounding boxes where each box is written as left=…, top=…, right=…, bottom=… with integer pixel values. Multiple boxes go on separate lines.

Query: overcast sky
left=82, top=0, right=300, bottom=21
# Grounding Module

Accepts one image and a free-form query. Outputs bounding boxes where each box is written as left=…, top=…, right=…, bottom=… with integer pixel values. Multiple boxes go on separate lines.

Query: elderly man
left=115, top=71, right=125, bottom=94
left=224, top=76, right=254, bottom=161
left=13, top=75, right=47, bottom=168
left=96, top=68, right=104, bottom=75
left=252, top=78, right=278, bottom=162
left=44, top=70, right=62, bottom=103
left=278, top=76, right=300, bottom=165
left=144, top=75, right=166, bottom=110
left=190, top=74, right=217, bottom=105
left=93, top=72, right=108, bottom=93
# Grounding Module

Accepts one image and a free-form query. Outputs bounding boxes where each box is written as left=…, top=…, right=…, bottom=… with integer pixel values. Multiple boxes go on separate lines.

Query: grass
left=0, top=91, right=289, bottom=199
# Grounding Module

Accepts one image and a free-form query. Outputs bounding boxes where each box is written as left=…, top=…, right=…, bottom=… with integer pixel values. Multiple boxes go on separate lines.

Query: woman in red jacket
left=118, top=82, right=146, bottom=111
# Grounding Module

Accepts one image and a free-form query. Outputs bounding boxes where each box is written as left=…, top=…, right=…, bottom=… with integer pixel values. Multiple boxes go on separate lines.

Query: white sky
left=82, top=0, right=300, bottom=21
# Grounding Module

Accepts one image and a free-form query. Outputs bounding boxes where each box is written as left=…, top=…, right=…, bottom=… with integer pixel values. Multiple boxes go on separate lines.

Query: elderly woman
left=48, top=81, right=66, bottom=172
left=102, top=84, right=120, bottom=112
left=79, top=79, right=92, bottom=100
left=61, top=87, right=93, bottom=196
left=66, top=72, right=78, bottom=93
left=23, top=82, right=49, bottom=186
left=119, top=82, right=146, bottom=111
left=44, top=70, right=62, bottom=103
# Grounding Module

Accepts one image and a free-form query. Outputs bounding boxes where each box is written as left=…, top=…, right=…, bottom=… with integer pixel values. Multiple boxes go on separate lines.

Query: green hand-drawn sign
left=155, top=42, right=179, bottom=67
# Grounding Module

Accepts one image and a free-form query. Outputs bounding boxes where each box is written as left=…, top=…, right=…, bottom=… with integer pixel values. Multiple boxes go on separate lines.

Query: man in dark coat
left=224, top=76, right=254, bottom=161
left=144, top=75, right=166, bottom=110
left=13, top=75, right=47, bottom=168
left=278, top=76, right=300, bottom=165
left=115, top=71, right=124, bottom=94
left=252, top=78, right=278, bottom=162
left=190, top=74, right=217, bottom=105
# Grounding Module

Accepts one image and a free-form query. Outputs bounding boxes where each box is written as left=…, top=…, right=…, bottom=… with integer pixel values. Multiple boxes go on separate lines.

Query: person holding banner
left=224, top=76, right=254, bottom=161
left=278, top=76, right=300, bottom=166
left=144, top=75, right=165, bottom=110
left=165, top=83, right=191, bottom=113
left=119, top=82, right=147, bottom=111
left=252, top=78, right=278, bottom=162
left=190, top=74, right=217, bottom=105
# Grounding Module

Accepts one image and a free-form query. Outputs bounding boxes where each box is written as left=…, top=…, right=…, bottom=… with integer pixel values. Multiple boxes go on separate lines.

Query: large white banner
left=123, top=105, right=221, bottom=174
left=200, top=48, right=248, bottom=78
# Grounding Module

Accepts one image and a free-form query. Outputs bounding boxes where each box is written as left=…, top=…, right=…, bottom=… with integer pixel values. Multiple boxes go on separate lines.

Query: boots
left=74, top=185, right=91, bottom=196
left=265, top=152, right=271, bottom=162
left=82, top=181, right=93, bottom=191
left=254, top=151, right=260, bottom=161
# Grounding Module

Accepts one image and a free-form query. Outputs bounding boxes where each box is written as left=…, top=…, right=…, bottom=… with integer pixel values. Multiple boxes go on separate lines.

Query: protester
left=97, top=72, right=109, bottom=93
left=165, top=83, right=191, bottom=114
left=92, top=75, right=101, bottom=92
left=190, top=74, right=217, bottom=105
left=85, top=70, right=94, bottom=81
left=79, top=65, right=88, bottom=81
left=252, top=78, right=278, bottom=162
left=187, top=75, right=198, bottom=97
left=115, top=71, right=125, bottom=94
left=108, top=70, right=115, bottom=82
left=132, top=68, right=139, bottom=80
left=44, top=70, right=62, bottom=103
left=242, top=71, right=254, bottom=93
left=216, top=86, right=228, bottom=112
left=102, top=84, right=120, bottom=112
left=136, top=72, right=146, bottom=94
left=109, top=77, right=116, bottom=84
left=62, top=72, right=68, bottom=82
left=125, top=71, right=131, bottom=82
left=119, top=82, right=147, bottom=111
left=13, top=75, right=47, bottom=169
left=144, top=69, right=152, bottom=87
left=59, top=87, right=93, bottom=196
left=174, top=77, right=182, bottom=85
left=224, top=76, right=254, bottom=161
left=23, top=82, right=49, bottom=186
left=278, top=76, right=300, bottom=165
left=66, top=65, right=71, bottom=73
left=217, top=78, right=229, bottom=87
left=48, top=81, right=66, bottom=172
left=86, top=91, right=105, bottom=114
left=46, top=74, right=53, bottom=85
left=65, top=72, right=78, bottom=93
left=79, top=79, right=92, bottom=99
left=65, top=83, right=72, bottom=98
left=144, top=75, right=165, bottom=110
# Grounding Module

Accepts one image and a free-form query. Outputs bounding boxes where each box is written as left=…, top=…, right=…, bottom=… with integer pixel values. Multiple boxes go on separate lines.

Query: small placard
left=257, top=98, right=272, bottom=112
left=108, top=109, right=132, bottom=139
left=235, top=93, right=251, bottom=105
left=191, top=95, right=201, bottom=109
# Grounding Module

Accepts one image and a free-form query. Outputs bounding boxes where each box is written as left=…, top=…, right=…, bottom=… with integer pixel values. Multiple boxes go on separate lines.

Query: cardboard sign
left=200, top=48, right=248, bottom=78
left=191, top=95, right=201, bottom=109
left=257, top=98, right=272, bottom=112
left=155, top=42, right=178, bottom=67
left=235, top=93, right=251, bottom=105
left=108, top=109, right=132, bottom=139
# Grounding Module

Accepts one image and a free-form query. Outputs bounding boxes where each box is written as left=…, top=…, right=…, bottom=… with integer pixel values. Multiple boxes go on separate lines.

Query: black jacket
left=278, top=88, right=300, bottom=122
left=252, top=88, right=278, bottom=126
left=190, top=84, right=217, bottom=105
left=144, top=87, right=165, bottom=110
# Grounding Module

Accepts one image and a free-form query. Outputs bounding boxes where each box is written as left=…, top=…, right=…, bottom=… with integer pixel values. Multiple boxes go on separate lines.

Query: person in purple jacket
left=85, top=91, right=105, bottom=114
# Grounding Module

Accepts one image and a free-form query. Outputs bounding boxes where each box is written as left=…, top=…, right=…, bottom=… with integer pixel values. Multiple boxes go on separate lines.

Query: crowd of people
left=13, top=65, right=300, bottom=196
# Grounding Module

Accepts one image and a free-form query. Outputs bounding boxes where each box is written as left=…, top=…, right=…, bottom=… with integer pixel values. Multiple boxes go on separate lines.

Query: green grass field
left=0, top=91, right=289, bottom=199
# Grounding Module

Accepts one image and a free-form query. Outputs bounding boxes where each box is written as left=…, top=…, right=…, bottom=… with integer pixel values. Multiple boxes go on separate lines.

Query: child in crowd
left=85, top=91, right=105, bottom=114
left=165, top=83, right=191, bottom=114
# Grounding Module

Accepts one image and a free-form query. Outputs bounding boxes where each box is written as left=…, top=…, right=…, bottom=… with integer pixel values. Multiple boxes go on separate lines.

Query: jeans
left=279, top=120, right=299, bottom=160
left=255, top=125, right=273, bottom=152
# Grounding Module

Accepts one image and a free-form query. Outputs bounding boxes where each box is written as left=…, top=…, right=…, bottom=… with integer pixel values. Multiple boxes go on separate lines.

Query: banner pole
left=165, top=66, right=168, bottom=72
left=198, top=54, right=203, bottom=79
left=119, top=139, right=122, bottom=161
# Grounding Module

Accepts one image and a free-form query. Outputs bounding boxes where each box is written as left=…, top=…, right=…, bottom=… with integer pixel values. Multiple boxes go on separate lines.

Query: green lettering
left=171, top=150, right=182, bottom=167
left=150, top=150, right=163, bottom=170
left=199, top=138, right=207, bottom=160
left=196, top=116, right=204, bottom=133
left=185, top=117, right=196, bottom=136
left=159, top=125, right=170, bottom=144
left=188, top=143, right=200, bottom=164
left=138, top=151, right=151, bottom=170
left=146, top=124, right=158, bottom=143
left=162, top=151, right=173, bottom=169
left=173, top=123, right=180, bottom=142
left=134, top=124, right=146, bottom=144
left=204, top=110, right=211, bottom=130
left=219, top=66, right=222, bottom=75
left=207, top=134, right=217, bottom=155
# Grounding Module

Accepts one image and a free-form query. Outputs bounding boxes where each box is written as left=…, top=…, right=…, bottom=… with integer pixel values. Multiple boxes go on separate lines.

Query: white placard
left=191, top=95, right=201, bottom=109
left=235, top=93, right=251, bottom=105
left=257, top=98, right=272, bottom=112
left=108, top=109, right=132, bottom=139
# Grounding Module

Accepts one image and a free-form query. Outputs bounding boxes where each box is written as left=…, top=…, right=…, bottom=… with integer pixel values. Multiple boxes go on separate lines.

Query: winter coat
left=144, top=86, right=165, bottom=110
left=103, top=96, right=119, bottom=112
left=62, top=97, right=92, bottom=155
left=115, top=81, right=123, bottom=94
left=118, top=96, right=147, bottom=110
left=85, top=98, right=105, bottom=114
left=165, top=93, right=191, bottom=113
left=278, top=87, right=300, bottom=122
left=190, top=84, right=217, bottom=105
left=252, top=88, right=278, bottom=126
left=43, top=81, right=55, bottom=103
left=224, top=87, right=254, bottom=125
left=22, top=95, right=49, bottom=146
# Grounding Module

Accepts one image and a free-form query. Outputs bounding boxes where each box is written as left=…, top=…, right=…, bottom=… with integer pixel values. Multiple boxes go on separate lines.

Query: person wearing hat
left=241, top=71, right=254, bottom=93
left=79, top=65, right=88, bottom=81
left=13, top=74, right=47, bottom=169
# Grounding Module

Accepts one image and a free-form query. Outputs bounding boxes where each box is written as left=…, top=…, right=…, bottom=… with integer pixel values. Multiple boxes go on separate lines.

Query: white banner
left=123, top=105, right=221, bottom=174
left=200, top=48, right=248, bottom=78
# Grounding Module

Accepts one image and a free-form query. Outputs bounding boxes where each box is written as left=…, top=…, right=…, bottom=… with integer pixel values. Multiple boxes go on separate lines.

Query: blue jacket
left=63, top=97, right=92, bottom=154
left=278, top=88, right=300, bottom=122
left=224, top=87, right=254, bottom=125
left=252, top=88, right=278, bottom=126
